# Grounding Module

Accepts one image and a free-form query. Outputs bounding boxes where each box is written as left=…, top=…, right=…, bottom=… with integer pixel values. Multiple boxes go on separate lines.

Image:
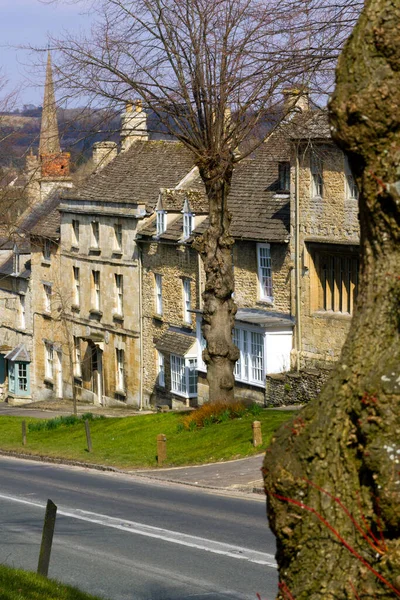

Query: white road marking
left=0, top=492, right=277, bottom=568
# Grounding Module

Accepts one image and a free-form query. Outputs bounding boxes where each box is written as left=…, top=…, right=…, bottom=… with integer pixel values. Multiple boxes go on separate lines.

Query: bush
left=181, top=401, right=251, bottom=430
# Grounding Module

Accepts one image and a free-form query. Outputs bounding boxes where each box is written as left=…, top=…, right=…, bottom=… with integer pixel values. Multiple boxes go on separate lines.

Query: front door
left=91, top=345, right=103, bottom=405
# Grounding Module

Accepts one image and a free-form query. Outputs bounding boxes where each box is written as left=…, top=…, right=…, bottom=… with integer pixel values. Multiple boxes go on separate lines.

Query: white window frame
left=183, top=212, right=194, bottom=239
left=183, top=278, right=191, bottom=324
left=19, top=295, right=26, bottom=329
left=43, top=283, right=52, bottom=313
left=116, top=348, right=125, bottom=391
left=114, top=223, right=123, bottom=251
left=74, top=337, right=82, bottom=378
left=91, top=221, right=100, bottom=248
left=92, top=270, right=100, bottom=311
left=257, top=243, right=273, bottom=302
left=43, top=239, right=51, bottom=261
left=157, top=351, right=165, bottom=387
left=115, top=274, right=123, bottom=315
left=72, top=220, right=80, bottom=246
left=156, top=211, right=166, bottom=236
left=311, top=151, right=323, bottom=198
left=233, top=326, right=266, bottom=387
left=44, top=342, right=54, bottom=379
left=170, top=354, right=198, bottom=398
left=155, top=273, right=163, bottom=315
left=73, top=266, right=80, bottom=306
left=344, top=155, right=358, bottom=200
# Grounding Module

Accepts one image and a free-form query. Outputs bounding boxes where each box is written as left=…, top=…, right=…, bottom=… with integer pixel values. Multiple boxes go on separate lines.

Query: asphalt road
left=0, top=456, right=278, bottom=600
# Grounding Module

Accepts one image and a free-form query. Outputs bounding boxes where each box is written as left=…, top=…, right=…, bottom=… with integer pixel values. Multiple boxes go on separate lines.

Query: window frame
left=311, top=151, right=324, bottom=198
left=73, top=266, right=80, bottom=307
left=114, top=223, right=123, bottom=251
left=278, top=162, right=290, bottom=193
left=43, top=239, right=51, bottom=261
left=312, top=248, right=359, bottom=315
left=155, top=273, right=163, bottom=315
left=74, top=337, right=82, bottom=378
left=116, top=348, right=125, bottom=391
left=43, top=283, right=52, bottom=313
left=183, top=278, right=191, bottom=324
left=183, top=212, right=194, bottom=239
left=257, top=243, right=273, bottom=302
left=115, top=274, right=123, bottom=315
left=170, top=354, right=198, bottom=398
left=19, top=294, right=26, bottom=329
left=44, top=342, right=54, bottom=380
left=156, top=211, right=166, bottom=236
left=92, top=270, right=101, bottom=311
left=72, top=220, right=80, bottom=246
left=91, top=221, right=100, bottom=248
left=233, top=326, right=266, bottom=387
left=157, top=351, right=165, bottom=387
left=344, top=155, right=359, bottom=201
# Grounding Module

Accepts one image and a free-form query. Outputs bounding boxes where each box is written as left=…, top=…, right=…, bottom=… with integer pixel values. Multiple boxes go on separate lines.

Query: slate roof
left=138, top=130, right=291, bottom=243
left=155, top=329, right=197, bottom=355
left=0, top=254, right=30, bottom=279
left=67, top=141, right=196, bottom=209
left=289, top=110, right=331, bottom=140
left=5, top=343, right=31, bottom=362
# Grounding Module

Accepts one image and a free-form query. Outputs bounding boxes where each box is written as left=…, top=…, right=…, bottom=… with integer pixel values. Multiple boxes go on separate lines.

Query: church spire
left=39, top=51, right=61, bottom=156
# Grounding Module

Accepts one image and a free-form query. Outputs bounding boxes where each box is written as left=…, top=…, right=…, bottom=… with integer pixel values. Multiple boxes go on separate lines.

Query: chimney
left=282, top=87, right=309, bottom=114
left=92, top=141, right=118, bottom=171
left=120, top=100, right=148, bottom=151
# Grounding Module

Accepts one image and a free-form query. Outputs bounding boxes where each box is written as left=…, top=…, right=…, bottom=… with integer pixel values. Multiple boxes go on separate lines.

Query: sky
left=0, top=0, right=93, bottom=108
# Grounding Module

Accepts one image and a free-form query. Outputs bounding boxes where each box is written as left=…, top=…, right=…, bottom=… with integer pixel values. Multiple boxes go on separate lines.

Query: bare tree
left=264, top=0, right=400, bottom=597
left=50, top=0, right=361, bottom=403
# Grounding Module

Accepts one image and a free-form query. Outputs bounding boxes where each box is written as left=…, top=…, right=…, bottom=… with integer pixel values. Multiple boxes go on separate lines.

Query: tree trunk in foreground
left=264, top=1, right=400, bottom=597
left=193, top=156, right=239, bottom=403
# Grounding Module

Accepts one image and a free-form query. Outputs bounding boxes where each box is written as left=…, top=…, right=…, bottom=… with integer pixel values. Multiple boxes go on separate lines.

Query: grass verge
left=0, top=564, right=108, bottom=600
left=0, top=409, right=295, bottom=469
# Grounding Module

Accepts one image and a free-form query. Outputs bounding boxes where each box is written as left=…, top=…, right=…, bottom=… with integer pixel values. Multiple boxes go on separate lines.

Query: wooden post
left=252, top=421, right=262, bottom=447
left=157, top=434, right=167, bottom=466
left=22, top=420, right=26, bottom=446
left=85, top=419, right=92, bottom=453
left=37, top=499, right=57, bottom=577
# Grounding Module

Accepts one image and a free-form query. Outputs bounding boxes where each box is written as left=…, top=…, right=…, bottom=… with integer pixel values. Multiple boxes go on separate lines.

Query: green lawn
left=0, top=410, right=295, bottom=469
left=0, top=564, right=108, bottom=600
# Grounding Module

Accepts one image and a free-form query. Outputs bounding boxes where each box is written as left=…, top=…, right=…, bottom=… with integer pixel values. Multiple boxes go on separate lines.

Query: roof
left=67, top=141, right=196, bottom=209
left=155, top=329, right=197, bottom=356
left=138, top=132, right=291, bottom=243
left=235, top=308, right=294, bottom=329
left=0, top=254, right=30, bottom=279
left=289, top=111, right=331, bottom=140
left=5, top=344, right=31, bottom=362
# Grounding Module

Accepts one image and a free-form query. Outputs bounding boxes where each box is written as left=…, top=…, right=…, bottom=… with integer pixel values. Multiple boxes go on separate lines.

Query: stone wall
left=291, top=142, right=360, bottom=369
left=266, top=368, right=332, bottom=406
left=233, top=241, right=291, bottom=314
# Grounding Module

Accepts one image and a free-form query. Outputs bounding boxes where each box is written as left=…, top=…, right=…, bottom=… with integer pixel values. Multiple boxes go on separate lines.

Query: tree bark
left=263, top=1, right=400, bottom=597
left=193, top=154, right=239, bottom=404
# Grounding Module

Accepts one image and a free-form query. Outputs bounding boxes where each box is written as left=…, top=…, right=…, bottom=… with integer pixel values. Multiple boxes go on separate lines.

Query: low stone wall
left=266, top=368, right=332, bottom=407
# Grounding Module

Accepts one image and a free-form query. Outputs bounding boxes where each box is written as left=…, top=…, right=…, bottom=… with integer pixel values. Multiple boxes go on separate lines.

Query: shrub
left=181, top=401, right=248, bottom=430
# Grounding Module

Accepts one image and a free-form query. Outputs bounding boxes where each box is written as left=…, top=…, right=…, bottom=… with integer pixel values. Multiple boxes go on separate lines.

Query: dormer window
left=182, top=198, right=194, bottom=239
left=156, top=211, right=166, bottom=236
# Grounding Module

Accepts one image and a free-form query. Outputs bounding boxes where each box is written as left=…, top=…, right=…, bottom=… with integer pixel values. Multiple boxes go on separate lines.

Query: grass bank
left=0, top=564, right=107, bottom=600
left=0, top=409, right=295, bottom=469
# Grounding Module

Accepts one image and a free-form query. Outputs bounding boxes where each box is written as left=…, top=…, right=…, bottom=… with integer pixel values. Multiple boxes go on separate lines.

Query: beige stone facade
left=291, top=135, right=360, bottom=369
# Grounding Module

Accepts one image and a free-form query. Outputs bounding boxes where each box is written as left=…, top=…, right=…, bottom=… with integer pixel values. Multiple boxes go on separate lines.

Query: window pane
left=258, top=245, right=272, bottom=299
left=187, top=358, right=197, bottom=395
left=251, top=332, right=264, bottom=382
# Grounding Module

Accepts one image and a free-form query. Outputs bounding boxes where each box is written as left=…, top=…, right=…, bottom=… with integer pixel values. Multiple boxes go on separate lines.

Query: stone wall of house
left=233, top=241, right=291, bottom=314
left=291, top=143, right=360, bottom=369
left=141, top=241, right=198, bottom=407
left=266, top=368, right=332, bottom=406
left=0, top=270, right=33, bottom=402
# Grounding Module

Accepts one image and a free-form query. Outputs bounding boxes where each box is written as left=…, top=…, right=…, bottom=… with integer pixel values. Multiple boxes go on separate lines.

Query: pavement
left=0, top=400, right=281, bottom=495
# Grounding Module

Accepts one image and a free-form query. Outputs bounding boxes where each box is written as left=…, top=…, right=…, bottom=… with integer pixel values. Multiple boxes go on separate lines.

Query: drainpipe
left=138, top=246, right=144, bottom=411
left=295, top=148, right=302, bottom=372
